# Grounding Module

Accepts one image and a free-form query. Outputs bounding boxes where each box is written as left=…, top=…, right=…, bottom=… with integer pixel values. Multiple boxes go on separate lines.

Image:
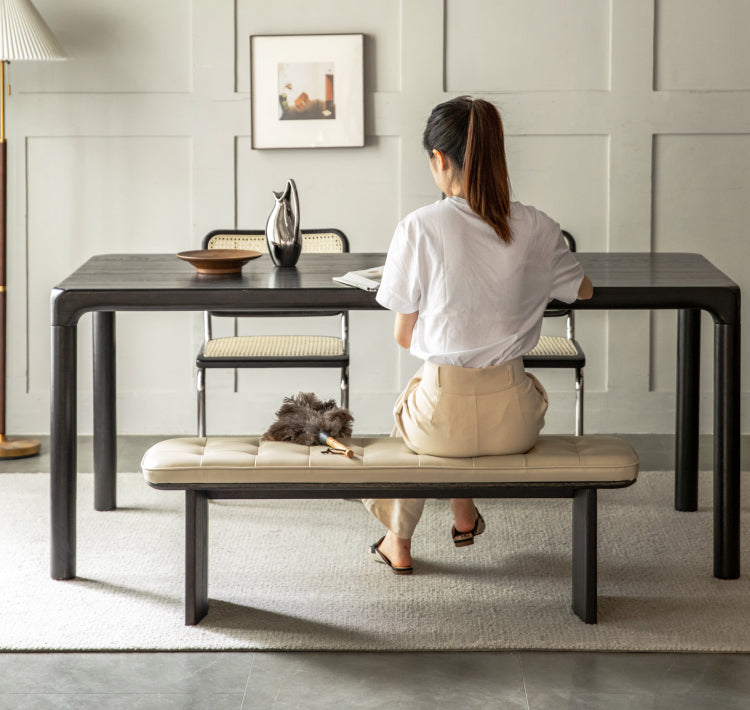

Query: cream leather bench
left=141, top=435, right=639, bottom=626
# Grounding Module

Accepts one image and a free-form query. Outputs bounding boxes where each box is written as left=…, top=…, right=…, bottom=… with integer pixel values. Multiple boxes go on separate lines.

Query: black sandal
left=369, top=536, right=413, bottom=575
left=451, top=509, right=486, bottom=547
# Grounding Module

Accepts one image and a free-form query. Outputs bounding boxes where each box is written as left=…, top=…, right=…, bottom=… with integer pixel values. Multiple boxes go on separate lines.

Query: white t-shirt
left=376, top=197, right=585, bottom=367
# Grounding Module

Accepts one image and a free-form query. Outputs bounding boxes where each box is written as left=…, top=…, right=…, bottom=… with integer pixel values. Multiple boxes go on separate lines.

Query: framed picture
left=250, top=33, right=364, bottom=149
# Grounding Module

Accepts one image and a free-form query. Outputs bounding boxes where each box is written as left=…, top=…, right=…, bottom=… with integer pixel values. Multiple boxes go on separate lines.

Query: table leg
left=714, top=322, right=740, bottom=579
left=93, top=311, right=117, bottom=511
left=675, top=309, right=700, bottom=511
left=51, top=325, right=77, bottom=580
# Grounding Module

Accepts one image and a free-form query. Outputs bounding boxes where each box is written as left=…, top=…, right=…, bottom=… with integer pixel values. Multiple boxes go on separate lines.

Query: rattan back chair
left=196, top=228, right=350, bottom=436
left=522, top=230, right=586, bottom=434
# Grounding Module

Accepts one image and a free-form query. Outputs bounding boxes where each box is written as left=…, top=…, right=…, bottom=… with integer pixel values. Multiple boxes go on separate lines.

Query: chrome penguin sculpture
left=265, top=179, right=301, bottom=267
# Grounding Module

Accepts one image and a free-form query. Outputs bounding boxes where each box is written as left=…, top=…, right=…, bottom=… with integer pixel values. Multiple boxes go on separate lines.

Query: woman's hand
left=394, top=312, right=418, bottom=349
left=578, top=275, right=594, bottom=300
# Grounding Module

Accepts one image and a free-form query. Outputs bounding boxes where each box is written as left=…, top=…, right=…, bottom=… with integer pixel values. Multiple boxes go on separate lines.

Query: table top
left=51, top=252, right=740, bottom=326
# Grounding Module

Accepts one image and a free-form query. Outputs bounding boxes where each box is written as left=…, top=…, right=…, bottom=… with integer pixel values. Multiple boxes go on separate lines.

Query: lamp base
left=0, top=434, right=40, bottom=459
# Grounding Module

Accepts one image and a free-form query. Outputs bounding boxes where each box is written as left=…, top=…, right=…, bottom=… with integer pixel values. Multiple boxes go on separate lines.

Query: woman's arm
left=394, top=312, right=418, bottom=349
left=578, top=275, right=593, bottom=300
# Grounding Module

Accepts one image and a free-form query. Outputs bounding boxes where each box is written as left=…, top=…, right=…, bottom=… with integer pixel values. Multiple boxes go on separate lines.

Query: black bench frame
left=146, top=479, right=636, bottom=626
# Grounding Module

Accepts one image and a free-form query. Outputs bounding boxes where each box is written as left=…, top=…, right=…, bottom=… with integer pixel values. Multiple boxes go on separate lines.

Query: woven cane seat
left=526, top=335, right=581, bottom=358
left=523, top=335, right=585, bottom=370
left=203, top=335, right=344, bottom=359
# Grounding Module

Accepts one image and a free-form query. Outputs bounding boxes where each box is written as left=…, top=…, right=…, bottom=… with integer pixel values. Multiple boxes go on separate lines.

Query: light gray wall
left=6, top=0, right=749, bottom=436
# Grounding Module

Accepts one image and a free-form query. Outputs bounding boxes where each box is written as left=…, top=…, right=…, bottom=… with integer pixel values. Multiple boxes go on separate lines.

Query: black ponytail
left=422, top=96, right=512, bottom=243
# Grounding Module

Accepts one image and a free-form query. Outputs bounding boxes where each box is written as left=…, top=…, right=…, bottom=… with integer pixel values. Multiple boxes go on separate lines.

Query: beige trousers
left=363, top=358, right=548, bottom=539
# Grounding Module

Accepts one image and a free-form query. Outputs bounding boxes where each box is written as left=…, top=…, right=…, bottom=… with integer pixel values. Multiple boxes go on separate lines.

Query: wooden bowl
left=177, top=249, right=262, bottom=274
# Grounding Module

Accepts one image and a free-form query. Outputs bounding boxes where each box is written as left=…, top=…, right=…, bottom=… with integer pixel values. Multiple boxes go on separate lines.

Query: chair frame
left=196, top=228, right=350, bottom=436
left=522, top=230, right=585, bottom=435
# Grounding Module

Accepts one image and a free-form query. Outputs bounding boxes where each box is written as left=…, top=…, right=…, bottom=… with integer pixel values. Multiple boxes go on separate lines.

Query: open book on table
left=332, top=265, right=385, bottom=291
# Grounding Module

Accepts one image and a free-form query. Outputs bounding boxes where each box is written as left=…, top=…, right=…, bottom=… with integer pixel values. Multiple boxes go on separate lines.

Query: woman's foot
left=451, top=498, right=480, bottom=533
left=374, top=530, right=413, bottom=570
left=450, top=499, right=485, bottom=547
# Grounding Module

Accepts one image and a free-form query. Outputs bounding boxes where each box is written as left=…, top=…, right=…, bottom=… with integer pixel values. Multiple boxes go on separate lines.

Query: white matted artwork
left=250, top=34, right=364, bottom=149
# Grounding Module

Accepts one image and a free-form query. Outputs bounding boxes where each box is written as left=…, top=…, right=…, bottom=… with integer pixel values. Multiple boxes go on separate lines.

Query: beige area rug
left=2, top=470, right=749, bottom=652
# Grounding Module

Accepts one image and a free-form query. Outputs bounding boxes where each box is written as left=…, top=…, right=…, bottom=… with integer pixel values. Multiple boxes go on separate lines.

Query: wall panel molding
left=655, top=0, right=750, bottom=91
left=14, top=0, right=193, bottom=94
left=4, top=0, right=747, bottom=435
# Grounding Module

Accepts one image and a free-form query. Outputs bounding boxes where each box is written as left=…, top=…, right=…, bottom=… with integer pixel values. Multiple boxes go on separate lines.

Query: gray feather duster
left=262, top=392, right=353, bottom=445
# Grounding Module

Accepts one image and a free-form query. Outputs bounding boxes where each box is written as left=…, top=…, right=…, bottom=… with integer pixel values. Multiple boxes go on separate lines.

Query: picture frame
left=250, top=33, right=365, bottom=149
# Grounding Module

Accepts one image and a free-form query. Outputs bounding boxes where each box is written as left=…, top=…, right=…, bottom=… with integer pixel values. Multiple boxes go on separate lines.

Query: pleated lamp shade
left=0, top=0, right=65, bottom=61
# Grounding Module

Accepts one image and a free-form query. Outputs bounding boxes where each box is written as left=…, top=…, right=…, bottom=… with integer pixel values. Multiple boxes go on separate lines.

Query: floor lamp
left=0, top=0, right=65, bottom=458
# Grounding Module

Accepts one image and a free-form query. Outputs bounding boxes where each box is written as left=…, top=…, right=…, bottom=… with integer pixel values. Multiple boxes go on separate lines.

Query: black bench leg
left=572, top=488, right=597, bottom=623
left=186, top=490, right=209, bottom=625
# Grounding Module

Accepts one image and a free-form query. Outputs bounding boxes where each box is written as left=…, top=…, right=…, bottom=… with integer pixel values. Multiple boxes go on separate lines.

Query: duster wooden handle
left=318, top=430, right=354, bottom=458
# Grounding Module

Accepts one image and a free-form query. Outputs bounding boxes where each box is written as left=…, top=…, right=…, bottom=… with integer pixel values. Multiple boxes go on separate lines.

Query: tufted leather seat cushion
left=141, top=435, right=639, bottom=487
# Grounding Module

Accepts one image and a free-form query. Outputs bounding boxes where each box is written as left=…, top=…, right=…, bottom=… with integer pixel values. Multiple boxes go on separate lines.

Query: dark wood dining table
left=50, top=252, right=741, bottom=581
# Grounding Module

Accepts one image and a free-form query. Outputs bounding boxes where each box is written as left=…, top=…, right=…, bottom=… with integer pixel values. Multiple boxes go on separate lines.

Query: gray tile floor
left=4, top=436, right=750, bottom=709
left=1, top=651, right=749, bottom=709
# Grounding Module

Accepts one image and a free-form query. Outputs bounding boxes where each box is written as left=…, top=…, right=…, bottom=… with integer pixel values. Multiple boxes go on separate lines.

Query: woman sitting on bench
left=364, top=95, right=594, bottom=575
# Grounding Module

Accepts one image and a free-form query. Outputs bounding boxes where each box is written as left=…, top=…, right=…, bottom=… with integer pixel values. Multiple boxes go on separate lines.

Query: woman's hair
left=422, top=96, right=512, bottom=243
